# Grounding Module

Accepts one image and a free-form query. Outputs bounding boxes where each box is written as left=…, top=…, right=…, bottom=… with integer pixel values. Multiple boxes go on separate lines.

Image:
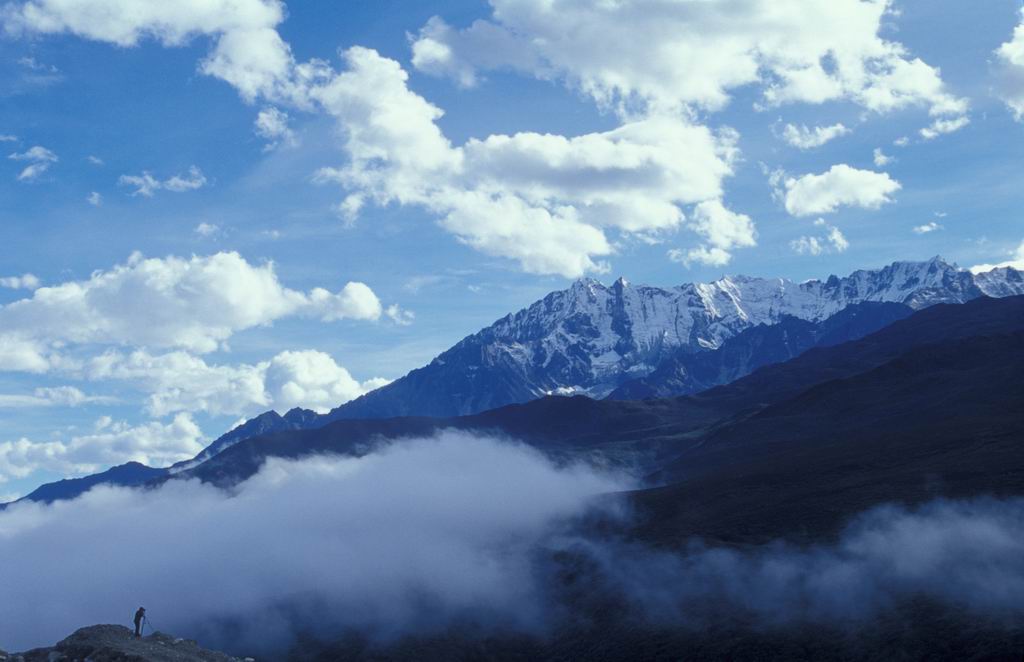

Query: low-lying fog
left=2, top=432, right=1022, bottom=654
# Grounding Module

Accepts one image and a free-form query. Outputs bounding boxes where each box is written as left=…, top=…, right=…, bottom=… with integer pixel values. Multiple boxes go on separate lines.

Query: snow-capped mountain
left=324, top=256, right=1023, bottom=420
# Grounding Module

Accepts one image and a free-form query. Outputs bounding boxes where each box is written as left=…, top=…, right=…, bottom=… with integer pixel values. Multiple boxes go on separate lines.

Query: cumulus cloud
left=263, top=349, right=389, bottom=413
left=88, top=348, right=388, bottom=417
left=0, top=273, right=40, bottom=290
left=791, top=219, right=849, bottom=255
left=409, top=0, right=967, bottom=119
left=0, top=0, right=302, bottom=104
left=86, top=191, right=102, bottom=206
left=8, top=145, right=57, bottom=181
left=970, top=239, right=1024, bottom=273
left=3, top=0, right=975, bottom=276
left=780, top=164, right=901, bottom=217
left=253, top=106, right=296, bottom=149
left=780, top=123, right=850, bottom=149
left=994, top=10, right=1024, bottom=120
left=0, top=413, right=204, bottom=483
left=311, top=49, right=746, bottom=275
left=0, top=336, right=51, bottom=373
left=118, top=165, right=207, bottom=196
left=667, top=200, right=756, bottom=267
left=0, top=251, right=388, bottom=364
left=0, top=433, right=624, bottom=651
left=5, top=1, right=752, bottom=276
left=873, top=147, right=893, bottom=167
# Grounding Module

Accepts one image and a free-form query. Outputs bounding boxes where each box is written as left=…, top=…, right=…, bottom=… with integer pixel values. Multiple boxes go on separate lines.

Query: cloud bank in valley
left=0, top=433, right=626, bottom=652
left=3, top=433, right=1024, bottom=655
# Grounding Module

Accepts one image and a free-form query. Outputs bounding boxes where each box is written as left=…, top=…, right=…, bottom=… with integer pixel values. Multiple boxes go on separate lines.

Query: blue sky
left=0, top=0, right=1022, bottom=499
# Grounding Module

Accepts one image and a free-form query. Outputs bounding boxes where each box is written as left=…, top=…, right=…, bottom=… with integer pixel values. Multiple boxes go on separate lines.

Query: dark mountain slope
left=14, top=461, right=168, bottom=506
left=177, top=396, right=732, bottom=488
left=684, top=294, right=1024, bottom=413
left=608, top=301, right=912, bottom=400
left=631, top=329, right=1024, bottom=547
left=175, top=297, right=1023, bottom=498
left=2, top=408, right=319, bottom=508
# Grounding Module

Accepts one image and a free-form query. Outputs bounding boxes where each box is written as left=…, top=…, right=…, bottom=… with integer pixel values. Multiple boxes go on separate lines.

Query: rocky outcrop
left=11, top=625, right=252, bottom=662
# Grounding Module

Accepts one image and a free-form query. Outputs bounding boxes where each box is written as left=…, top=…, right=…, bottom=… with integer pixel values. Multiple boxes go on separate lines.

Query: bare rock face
left=13, top=625, right=254, bottom=662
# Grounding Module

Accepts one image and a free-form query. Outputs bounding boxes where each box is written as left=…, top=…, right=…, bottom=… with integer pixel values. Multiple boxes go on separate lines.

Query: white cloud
left=670, top=199, right=756, bottom=267
left=1, top=0, right=976, bottom=278
left=5, top=2, right=753, bottom=276
left=0, top=413, right=205, bottom=482
left=2, top=0, right=298, bottom=103
left=780, top=164, right=901, bottom=217
left=310, top=47, right=746, bottom=275
left=781, top=123, right=850, bottom=149
left=913, top=221, right=942, bottom=234
left=194, top=222, right=220, bottom=237
left=89, top=348, right=387, bottom=417
left=920, top=115, right=969, bottom=140
left=86, top=191, right=102, bottom=206
left=385, top=304, right=415, bottom=326
left=8, top=145, right=57, bottom=181
left=668, top=246, right=731, bottom=268
left=0, top=273, right=40, bottom=290
left=0, top=386, right=114, bottom=409
left=119, top=166, right=206, bottom=196
left=309, top=281, right=383, bottom=322
left=827, top=225, right=849, bottom=252
left=263, top=350, right=388, bottom=414
left=873, top=148, right=893, bottom=167
left=253, top=106, right=296, bottom=149
left=0, top=134, right=17, bottom=142
left=88, top=350, right=267, bottom=417
left=970, top=240, right=1024, bottom=273
left=410, top=0, right=967, bottom=120
left=86, top=155, right=104, bottom=165
left=995, top=10, right=1024, bottom=120
left=791, top=219, right=849, bottom=255
left=0, top=252, right=389, bottom=363
left=0, top=336, right=51, bottom=373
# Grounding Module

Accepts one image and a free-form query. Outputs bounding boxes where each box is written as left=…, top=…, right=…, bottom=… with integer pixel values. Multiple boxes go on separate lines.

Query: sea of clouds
left=2, top=432, right=1024, bottom=654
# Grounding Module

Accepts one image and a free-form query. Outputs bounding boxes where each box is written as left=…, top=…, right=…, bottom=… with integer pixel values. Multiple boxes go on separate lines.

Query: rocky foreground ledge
left=1, top=625, right=253, bottom=662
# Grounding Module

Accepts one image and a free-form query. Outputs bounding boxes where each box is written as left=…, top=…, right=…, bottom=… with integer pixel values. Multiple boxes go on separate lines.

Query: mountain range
left=6, top=256, right=1023, bottom=507
left=319, top=255, right=1021, bottom=420
left=170, top=294, right=1024, bottom=547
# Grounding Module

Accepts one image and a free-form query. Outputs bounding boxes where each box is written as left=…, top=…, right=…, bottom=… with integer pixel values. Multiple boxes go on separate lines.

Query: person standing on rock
left=133, top=607, right=146, bottom=637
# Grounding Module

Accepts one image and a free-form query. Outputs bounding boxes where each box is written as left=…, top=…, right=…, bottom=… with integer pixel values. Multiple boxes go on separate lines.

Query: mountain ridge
left=5, top=259, right=1021, bottom=507
left=321, top=256, right=1022, bottom=420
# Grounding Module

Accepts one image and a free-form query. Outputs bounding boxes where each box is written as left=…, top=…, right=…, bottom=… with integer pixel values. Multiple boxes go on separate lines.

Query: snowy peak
left=473, top=257, right=1022, bottom=397
left=326, top=257, right=1023, bottom=420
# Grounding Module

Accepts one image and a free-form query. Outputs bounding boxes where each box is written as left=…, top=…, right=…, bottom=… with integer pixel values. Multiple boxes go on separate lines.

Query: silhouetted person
left=133, top=607, right=146, bottom=638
